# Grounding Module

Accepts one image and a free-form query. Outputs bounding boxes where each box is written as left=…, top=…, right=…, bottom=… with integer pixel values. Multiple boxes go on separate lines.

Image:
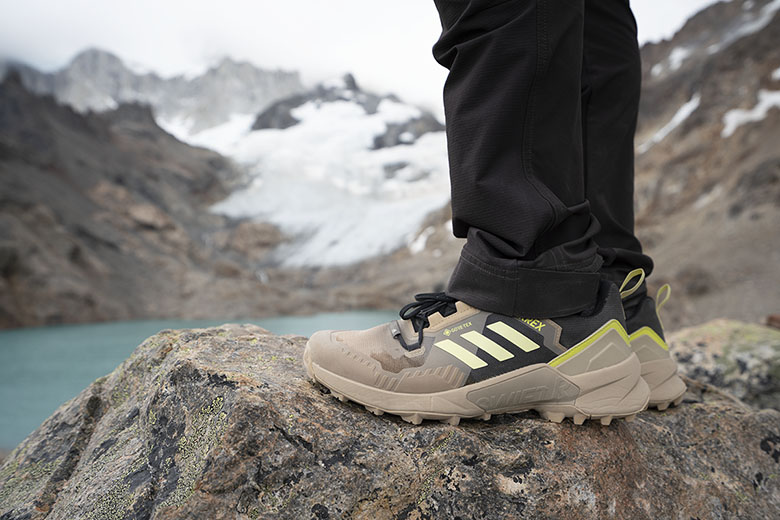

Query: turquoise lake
left=0, top=311, right=397, bottom=451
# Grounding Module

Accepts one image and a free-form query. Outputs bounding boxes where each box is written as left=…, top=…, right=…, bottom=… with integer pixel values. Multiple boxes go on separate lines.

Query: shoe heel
left=570, top=353, right=650, bottom=417
left=640, top=357, right=687, bottom=408
left=534, top=354, right=650, bottom=424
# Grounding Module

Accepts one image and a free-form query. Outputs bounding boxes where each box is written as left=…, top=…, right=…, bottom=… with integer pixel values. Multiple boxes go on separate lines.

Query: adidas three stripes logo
left=434, top=321, right=540, bottom=369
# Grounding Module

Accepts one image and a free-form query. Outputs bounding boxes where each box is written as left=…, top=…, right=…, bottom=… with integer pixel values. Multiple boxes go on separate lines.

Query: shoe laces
left=398, top=292, right=458, bottom=349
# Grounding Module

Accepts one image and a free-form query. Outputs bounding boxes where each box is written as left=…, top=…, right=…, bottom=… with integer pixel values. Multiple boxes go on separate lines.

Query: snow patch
left=322, top=76, right=349, bottom=90
left=721, top=89, right=780, bottom=137
left=399, top=131, right=415, bottom=144
left=669, top=47, right=693, bottom=71
left=637, top=93, right=701, bottom=153
left=709, top=0, right=780, bottom=54
left=125, top=59, right=154, bottom=76
left=159, top=114, right=196, bottom=140
left=408, top=226, right=436, bottom=254
left=650, top=47, right=693, bottom=78
left=772, top=66, right=780, bottom=81
left=166, top=113, right=256, bottom=152
left=98, top=95, right=118, bottom=111
left=693, top=185, right=723, bottom=209
left=651, top=46, right=693, bottom=77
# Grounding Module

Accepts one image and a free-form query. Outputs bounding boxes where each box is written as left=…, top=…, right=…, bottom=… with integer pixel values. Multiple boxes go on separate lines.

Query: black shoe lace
left=398, top=292, right=458, bottom=350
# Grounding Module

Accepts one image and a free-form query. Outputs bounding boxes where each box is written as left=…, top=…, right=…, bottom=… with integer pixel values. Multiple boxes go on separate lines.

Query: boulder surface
left=1, top=323, right=779, bottom=519
left=670, top=319, right=780, bottom=410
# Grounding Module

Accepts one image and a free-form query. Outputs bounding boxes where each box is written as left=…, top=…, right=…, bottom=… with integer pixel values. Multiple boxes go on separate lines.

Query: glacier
left=163, top=94, right=451, bottom=267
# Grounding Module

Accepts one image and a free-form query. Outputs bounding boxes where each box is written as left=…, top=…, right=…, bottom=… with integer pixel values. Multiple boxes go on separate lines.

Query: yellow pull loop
left=655, top=283, right=671, bottom=331
left=619, top=268, right=646, bottom=300
left=656, top=284, right=671, bottom=312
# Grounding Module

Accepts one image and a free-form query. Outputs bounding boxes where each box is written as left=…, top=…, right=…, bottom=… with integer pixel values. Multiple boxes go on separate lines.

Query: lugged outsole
left=322, top=389, right=644, bottom=426
left=311, top=361, right=649, bottom=427
left=645, top=372, right=687, bottom=411
left=649, top=394, right=685, bottom=411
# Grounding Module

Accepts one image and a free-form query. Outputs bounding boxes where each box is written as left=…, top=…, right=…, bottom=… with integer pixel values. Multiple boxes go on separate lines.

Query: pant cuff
left=446, top=250, right=602, bottom=318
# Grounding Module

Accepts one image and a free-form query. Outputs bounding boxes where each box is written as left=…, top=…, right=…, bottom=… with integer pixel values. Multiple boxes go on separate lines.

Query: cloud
left=0, top=0, right=718, bottom=114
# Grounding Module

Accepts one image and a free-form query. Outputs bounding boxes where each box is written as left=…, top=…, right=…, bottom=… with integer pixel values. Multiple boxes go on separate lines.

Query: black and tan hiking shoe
left=303, top=279, right=650, bottom=425
left=620, top=269, right=687, bottom=411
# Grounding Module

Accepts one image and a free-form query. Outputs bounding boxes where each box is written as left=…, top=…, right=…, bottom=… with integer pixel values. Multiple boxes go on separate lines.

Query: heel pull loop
left=619, top=268, right=646, bottom=300
left=655, top=284, right=671, bottom=331
left=656, top=284, right=671, bottom=311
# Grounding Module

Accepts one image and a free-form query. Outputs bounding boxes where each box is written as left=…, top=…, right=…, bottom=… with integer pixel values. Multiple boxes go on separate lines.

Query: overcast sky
left=0, top=0, right=719, bottom=113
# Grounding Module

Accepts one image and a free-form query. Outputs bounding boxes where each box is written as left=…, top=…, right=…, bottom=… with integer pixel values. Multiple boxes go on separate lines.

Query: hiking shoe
left=303, top=280, right=649, bottom=425
left=620, top=269, right=686, bottom=411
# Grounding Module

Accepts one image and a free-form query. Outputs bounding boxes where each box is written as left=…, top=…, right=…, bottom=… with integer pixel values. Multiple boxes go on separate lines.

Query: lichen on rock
left=670, top=319, right=780, bottom=409
left=0, top=322, right=779, bottom=519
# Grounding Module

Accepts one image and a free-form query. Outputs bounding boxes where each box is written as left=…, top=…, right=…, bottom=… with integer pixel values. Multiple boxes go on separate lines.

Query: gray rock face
left=670, top=319, right=780, bottom=410
left=630, top=0, right=780, bottom=328
left=0, top=73, right=290, bottom=328
left=1, top=323, right=779, bottom=519
left=372, top=112, right=444, bottom=150
left=354, top=0, right=780, bottom=329
left=0, top=48, right=305, bottom=134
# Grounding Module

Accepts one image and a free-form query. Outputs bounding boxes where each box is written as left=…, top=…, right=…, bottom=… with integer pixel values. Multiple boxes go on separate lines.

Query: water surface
left=0, top=311, right=396, bottom=451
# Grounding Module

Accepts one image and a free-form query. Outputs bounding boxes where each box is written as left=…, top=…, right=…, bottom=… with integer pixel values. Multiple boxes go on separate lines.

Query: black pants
left=432, top=0, right=653, bottom=317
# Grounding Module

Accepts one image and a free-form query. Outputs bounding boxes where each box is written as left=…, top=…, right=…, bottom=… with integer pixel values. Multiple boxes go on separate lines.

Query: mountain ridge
left=0, top=48, right=305, bottom=135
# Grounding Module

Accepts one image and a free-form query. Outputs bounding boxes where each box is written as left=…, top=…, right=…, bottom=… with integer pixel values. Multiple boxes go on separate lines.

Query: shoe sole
left=639, top=357, right=687, bottom=411
left=304, top=346, right=650, bottom=426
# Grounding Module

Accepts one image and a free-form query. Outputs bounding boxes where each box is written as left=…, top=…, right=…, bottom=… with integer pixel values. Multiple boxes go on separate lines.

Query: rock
left=768, top=314, right=780, bottom=331
left=1, top=324, right=779, bottom=519
left=127, top=204, right=175, bottom=231
left=0, top=241, right=19, bottom=276
left=372, top=113, right=444, bottom=150
left=669, top=319, right=780, bottom=410
left=250, top=93, right=310, bottom=130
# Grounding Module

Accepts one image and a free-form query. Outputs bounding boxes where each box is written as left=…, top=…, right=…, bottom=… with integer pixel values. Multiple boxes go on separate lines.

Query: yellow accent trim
left=486, top=322, right=540, bottom=353
left=548, top=319, right=630, bottom=367
left=434, top=339, right=488, bottom=369
left=629, top=326, right=669, bottom=351
left=619, top=268, right=646, bottom=299
left=461, top=331, right=514, bottom=361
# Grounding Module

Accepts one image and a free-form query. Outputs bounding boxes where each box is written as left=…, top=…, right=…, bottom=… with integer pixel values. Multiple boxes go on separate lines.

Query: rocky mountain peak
left=342, top=71, right=359, bottom=91
left=208, top=56, right=265, bottom=75
left=66, top=47, right=130, bottom=76
left=1, top=48, right=306, bottom=136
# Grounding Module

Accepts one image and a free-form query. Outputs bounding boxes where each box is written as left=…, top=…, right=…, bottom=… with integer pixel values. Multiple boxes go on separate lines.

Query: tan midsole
left=310, top=353, right=647, bottom=417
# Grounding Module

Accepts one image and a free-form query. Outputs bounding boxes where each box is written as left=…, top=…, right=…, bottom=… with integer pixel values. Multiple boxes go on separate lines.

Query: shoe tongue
left=427, top=301, right=471, bottom=328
